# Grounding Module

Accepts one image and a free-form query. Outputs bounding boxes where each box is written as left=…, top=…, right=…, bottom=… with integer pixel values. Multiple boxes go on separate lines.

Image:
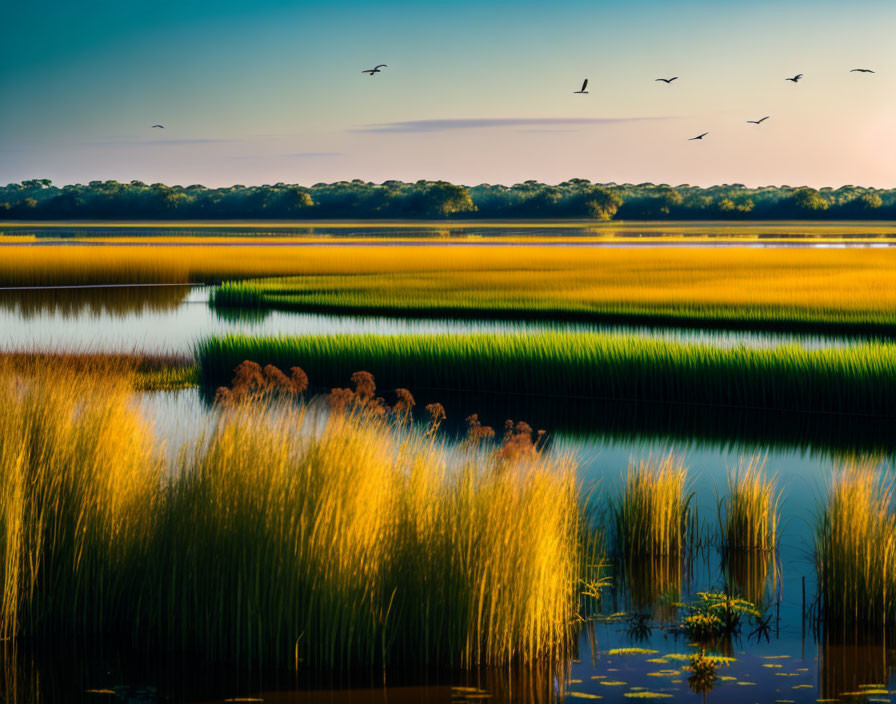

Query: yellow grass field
left=3, top=242, right=896, bottom=329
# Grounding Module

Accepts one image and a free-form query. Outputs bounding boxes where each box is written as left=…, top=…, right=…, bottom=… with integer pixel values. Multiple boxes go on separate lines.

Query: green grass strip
left=196, top=332, right=896, bottom=416
left=211, top=280, right=896, bottom=337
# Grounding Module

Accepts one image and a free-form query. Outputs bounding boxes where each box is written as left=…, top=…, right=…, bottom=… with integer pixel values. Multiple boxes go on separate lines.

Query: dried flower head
left=498, top=419, right=538, bottom=461
left=351, top=371, right=376, bottom=400
left=230, top=360, right=265, bottom=399
left=290, top=366, right=309, bottom=393
left=263, top=364, right=293, bottom=392
left=329, top=387, right=355, bottom=412
left=466, top=413, right=495, bottom=445
left=424, top=402, right=446, bottom=436
left=393, top=388, right=416, bottom=421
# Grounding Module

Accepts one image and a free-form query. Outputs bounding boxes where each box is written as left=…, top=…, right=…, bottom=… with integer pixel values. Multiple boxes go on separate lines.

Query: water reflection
left=722, top=550, right=777, bottom=609
left=7, top=224, right=896, bottom=241
left=1, top=643, right=564, bottom=704
left=0, top=285, right=188, bottom=319
left=616, top=556, right=683, bottom=619
left=427, top=390, right=896, bottom=457
left=0, top=285, right=880, bottom=356
left=819, top=628, right=896, bottom=701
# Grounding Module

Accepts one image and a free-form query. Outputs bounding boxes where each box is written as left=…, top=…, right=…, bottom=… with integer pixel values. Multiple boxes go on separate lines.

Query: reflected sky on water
left=0, top=285, right=879, bottom=356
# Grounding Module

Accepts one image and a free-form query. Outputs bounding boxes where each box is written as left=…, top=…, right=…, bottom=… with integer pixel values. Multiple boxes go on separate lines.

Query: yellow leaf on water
left=623, top=693, right=673, bottom=699
left=607, top=648, right=659, bottom=656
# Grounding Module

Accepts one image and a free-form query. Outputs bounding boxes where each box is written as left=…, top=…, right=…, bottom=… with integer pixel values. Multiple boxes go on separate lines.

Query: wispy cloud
left=280, top=151, right=341, bottom=158
left=227, top=152, right=342, bottom=160
left=352, top=117, right=675, bottom=133
left=89, top=138, right=236, bottom=147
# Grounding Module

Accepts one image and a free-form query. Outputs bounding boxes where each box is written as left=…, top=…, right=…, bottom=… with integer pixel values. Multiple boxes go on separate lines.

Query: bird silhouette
left=850, top=68, right=875, bottom=73
left=151, top=125, right=164, bottom=129
left=574, top=79, right=589, bottom=94
left=747, top=116, right=770, bottom=124
left=689, top=132, right=709, bottom=140
left=786, top=73, right=803, bottom=82
left=362, top=64, right=388, bottom=76
left=655, top=77, right=678, bottom=83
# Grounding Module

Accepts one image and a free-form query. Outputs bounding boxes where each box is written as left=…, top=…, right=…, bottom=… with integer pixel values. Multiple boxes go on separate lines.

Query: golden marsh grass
left=719, top=457, right=779, bottom=552
left=816, top=461, right=896, bottom=629
left=614, top=455, right=691, bottom=558
left=0, top=361, right=587, bottom=667
left=2, top=244, right=896, bottom=332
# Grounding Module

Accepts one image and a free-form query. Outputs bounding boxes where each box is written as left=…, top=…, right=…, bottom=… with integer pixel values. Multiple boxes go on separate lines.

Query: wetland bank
left=2, top=224, right=896, bottom=704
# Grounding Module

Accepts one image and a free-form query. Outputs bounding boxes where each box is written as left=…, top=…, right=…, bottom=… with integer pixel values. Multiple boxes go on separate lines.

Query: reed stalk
left=816, top=461, right=896, bottom=629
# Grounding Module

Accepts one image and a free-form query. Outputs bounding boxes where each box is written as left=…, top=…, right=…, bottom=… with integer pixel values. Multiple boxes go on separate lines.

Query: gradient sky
left=2, top=0, right=895, bottom=188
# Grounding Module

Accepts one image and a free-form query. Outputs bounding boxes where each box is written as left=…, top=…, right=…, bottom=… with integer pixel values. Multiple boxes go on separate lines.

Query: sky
left=1, top=0, right=895, bottom=188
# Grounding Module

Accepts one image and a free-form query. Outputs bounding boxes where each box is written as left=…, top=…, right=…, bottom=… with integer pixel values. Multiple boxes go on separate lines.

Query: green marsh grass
left=196, top=332, right=896, bottom=415
left=718, top=457, right=778, bottom=552
left=0, top=362, right=590, bottom=667
left=816, top=461, right=896, bottom=629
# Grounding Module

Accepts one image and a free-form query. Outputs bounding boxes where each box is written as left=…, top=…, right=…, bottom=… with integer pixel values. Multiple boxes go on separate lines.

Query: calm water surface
left=0, top=285, right=879, bottom=355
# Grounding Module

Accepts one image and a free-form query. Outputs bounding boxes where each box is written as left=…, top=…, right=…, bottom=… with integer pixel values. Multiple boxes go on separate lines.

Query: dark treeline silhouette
left=2, top=178, right=894, bottom=220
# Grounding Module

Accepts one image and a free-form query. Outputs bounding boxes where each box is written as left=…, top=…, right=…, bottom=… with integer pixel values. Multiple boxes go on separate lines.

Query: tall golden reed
left=0, top=357, right=161, bottom=640
left=720, top=456, right=778, bottom=552
left=0, top=362, right=586, bottom=668
left=816, top=461, right=896, bottom=629
left=614, top=454, right=690, bottom=557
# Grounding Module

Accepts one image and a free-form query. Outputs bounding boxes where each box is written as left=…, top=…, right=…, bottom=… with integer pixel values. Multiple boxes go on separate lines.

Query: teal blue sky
left=2, top=0, right=894, bottom=187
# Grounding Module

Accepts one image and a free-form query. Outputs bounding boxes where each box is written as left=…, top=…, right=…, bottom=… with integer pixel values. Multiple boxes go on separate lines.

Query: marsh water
left=3, top=235, right=896, bottom=703
left=0, top=285, right=881, bottom=355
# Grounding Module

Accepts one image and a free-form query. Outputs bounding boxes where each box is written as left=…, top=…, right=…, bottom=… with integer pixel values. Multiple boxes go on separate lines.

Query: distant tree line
left=2, top=178, right=894, bottom=220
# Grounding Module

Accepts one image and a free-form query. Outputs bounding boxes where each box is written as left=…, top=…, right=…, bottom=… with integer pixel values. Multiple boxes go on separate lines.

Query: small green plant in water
left=678, top=592, right=763, bottom=643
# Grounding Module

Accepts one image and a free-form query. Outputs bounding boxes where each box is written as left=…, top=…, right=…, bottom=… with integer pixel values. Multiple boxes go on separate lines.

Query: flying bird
left=785, top=73, right=803, bottom=82
left=574, top=79, right=589, bottom=94
left=655, top=77, right=678, bottom=83
left=746, top=116, right=770, bottom=125
left=362, top=64, right=388, bottom=76
left=850, top=68, right=875, bottom=73
left=151, top=124, right=164, bottom=128
left=689, top=132, right=709, bottom=140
